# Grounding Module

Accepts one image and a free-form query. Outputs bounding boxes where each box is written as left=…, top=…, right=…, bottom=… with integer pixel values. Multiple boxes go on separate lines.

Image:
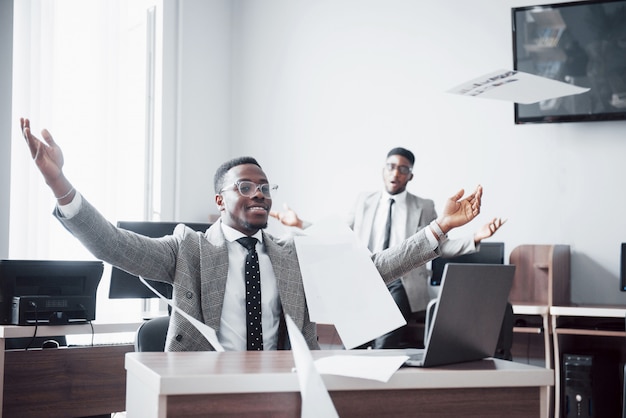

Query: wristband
left=55, top=187, right=75, bottom=200
left=429, top=220, right=446, bottom=242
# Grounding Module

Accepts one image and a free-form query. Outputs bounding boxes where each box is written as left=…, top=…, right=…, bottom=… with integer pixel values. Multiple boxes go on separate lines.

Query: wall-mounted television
left=512, top=0, right=626, bottom=124
left=108, top=221, right=211, bottom=299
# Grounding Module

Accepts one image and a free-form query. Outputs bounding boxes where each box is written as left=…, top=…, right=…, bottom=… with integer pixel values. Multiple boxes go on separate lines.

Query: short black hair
left=387, top=147, right=415, bottom=166
left=214, top=156, right=262, bottom=194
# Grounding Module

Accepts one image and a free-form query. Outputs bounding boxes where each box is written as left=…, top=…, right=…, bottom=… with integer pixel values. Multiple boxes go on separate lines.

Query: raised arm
left=20, top=118, right=76, bottom=205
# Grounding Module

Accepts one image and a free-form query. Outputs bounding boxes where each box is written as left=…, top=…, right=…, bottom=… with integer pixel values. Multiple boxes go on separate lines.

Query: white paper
left=139, top=276, right=225, bottom=351
left=447, top=69, right=590, bottom=104
left=315, top=355, right=409, bottom=382
left=285, top=315, right=339, bottom=418
left=294, top=221, right=406, bottom=349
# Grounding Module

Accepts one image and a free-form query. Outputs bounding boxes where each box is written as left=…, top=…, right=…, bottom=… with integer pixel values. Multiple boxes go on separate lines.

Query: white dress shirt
left=218, top=223, right=281, bottom=351
left=369, top=189, right=409, bottom=253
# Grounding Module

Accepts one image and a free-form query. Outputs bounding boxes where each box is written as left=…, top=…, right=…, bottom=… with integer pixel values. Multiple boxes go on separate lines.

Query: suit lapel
left=201, top=223, right=229, bottom=331
left=360, top=192, right=381, bottom=246
left=262, top=233, right=306, bottom=331
left=405, top=193, right=423, bottom=236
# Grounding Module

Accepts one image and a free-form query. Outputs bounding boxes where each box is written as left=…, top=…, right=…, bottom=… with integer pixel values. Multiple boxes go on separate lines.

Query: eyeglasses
left=385, top=163, right=412, bottom=175
left=220, top=180, right=278, bottom=198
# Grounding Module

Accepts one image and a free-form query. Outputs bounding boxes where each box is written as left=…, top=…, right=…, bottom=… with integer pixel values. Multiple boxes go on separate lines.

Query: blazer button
left=175, top=334, right=183, bottom=342
left=186, top=291, right=193, bottom=299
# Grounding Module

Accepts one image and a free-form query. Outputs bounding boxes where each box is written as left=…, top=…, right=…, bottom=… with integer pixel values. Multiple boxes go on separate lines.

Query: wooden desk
left=0, top=321, right=141, bottom=417
left=125, top=350, right=554, bottom=418
left=551, top=306, right=626, bottom=418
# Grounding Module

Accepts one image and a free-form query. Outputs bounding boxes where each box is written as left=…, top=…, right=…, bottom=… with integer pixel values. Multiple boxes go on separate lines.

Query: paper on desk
left=447, top=69, right=590, bottom=104
left=286, top=315, right=339, bottom=418
left=315, top=355, right=409, bottom=382
left=139, top=276, right=225, bottom=351
left=294, top=219, right=406, bottom=349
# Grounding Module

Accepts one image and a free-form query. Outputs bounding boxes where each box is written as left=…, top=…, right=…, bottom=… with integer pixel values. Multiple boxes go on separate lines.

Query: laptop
left=404, top=263, right=515, bottom=367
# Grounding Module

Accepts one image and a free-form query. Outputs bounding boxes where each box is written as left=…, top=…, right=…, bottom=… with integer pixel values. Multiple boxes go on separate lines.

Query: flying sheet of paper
left=315, top=355, right=409, bottom=382
left=447, top=69, right=590, bottom=104
left=285, top=315, right=339, bottom=418
left=139, top=276, right=225, bottom=351
left=294, top=219, right=406, bottom=349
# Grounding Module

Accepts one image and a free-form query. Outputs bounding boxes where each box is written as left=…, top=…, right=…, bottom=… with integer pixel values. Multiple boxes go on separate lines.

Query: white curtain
left=10, top=0, right=159, bottom=323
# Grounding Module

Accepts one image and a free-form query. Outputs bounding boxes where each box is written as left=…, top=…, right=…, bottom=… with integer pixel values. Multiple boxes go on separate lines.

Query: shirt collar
left=220, top=221, right=264, bottom=244
left=382, top=189, right=408, bottom=205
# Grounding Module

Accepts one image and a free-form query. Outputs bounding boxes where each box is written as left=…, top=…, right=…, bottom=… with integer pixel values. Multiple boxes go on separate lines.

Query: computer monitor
left=430, top=242, right=505, bottom=286
left=0, top=259, right=104, bottom=324
left=108, top=221, right=212, bottom=299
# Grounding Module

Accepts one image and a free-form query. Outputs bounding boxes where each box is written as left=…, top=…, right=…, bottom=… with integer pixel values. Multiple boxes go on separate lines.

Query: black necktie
left=383, top=198, right=395, bottom=250
left=237, top=237, right=263, bottom=351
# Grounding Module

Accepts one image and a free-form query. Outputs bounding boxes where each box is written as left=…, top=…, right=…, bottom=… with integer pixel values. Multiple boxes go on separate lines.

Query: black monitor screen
left=0, top=259, right=104, bottom=324
left=108, top=221, right=212, bottom=299
left=430, top=242, right=505, bottom=286
left=512, top=0, right=626, bottom=124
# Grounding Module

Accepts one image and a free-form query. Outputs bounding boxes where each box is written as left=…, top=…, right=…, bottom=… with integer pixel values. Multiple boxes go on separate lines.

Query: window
left=10, top=0, right=160, bottom=322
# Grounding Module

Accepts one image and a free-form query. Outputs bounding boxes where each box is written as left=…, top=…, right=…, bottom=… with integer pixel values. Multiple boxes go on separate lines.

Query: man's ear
left=215, top=194, right=225, bottom=211
left=408, top=173, right=414, bottom=182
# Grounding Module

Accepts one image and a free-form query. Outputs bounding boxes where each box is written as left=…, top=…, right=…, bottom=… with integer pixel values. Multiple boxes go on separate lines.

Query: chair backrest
left=135, top=315, right=170, bottom=352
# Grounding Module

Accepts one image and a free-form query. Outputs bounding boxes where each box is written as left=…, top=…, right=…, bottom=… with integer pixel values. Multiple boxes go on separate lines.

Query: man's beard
left=243, top=220, right=268, bottom=231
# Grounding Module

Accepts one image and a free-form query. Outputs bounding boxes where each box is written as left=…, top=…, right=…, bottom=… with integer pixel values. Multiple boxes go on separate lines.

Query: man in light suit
left=349, top=147, right=504, bottom=348
left=272, top=147, right=505, bottom=349
left=21, top=118, right=483, bottom=352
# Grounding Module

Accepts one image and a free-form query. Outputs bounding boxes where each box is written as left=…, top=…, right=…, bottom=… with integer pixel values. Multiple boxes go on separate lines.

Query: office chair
left=424, top=299, right=514, bottom=361
left=135, top=315, right=170, bottom=352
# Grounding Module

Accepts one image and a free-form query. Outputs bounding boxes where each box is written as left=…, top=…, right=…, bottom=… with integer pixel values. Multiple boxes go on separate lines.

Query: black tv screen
left=512, top=0, right=626, bottom=124
left=108, top=221, right=211, bottom=299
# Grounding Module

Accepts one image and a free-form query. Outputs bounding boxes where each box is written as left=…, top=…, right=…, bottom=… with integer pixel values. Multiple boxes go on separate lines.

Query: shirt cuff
left=57, top=190, right=83, bottom=219
left=428, top=220, right=448, bottom=244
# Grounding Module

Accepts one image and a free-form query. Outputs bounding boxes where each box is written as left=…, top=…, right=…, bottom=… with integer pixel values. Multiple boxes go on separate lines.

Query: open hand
left=21, top=118, right=65, bottom=183
left=269, top=203, right=303, bottom=229
left=21, top=118, right=74, bottom=202
left=436, top=185, right=482, bottom=233
left=474, top=217, right=507, bottom=243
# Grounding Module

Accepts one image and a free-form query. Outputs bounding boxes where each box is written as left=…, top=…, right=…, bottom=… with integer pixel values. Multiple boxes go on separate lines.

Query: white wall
left=210, top=0, right=626, bottom=305
left=161, top=0, right=232, bottom=223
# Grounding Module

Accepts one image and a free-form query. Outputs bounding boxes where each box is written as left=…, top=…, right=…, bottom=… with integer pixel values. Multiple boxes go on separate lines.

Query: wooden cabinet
left=3, top=344, right=133, bottom=417
left=509, top=244, right=570, bottom=306
left=509, top=244, right=571, bottom=367
left=508, top=244, right=571, bottom=418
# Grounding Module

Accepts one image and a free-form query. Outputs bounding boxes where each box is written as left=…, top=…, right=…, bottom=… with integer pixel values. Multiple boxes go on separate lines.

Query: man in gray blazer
left=21, top=118, right=483, bottom=352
